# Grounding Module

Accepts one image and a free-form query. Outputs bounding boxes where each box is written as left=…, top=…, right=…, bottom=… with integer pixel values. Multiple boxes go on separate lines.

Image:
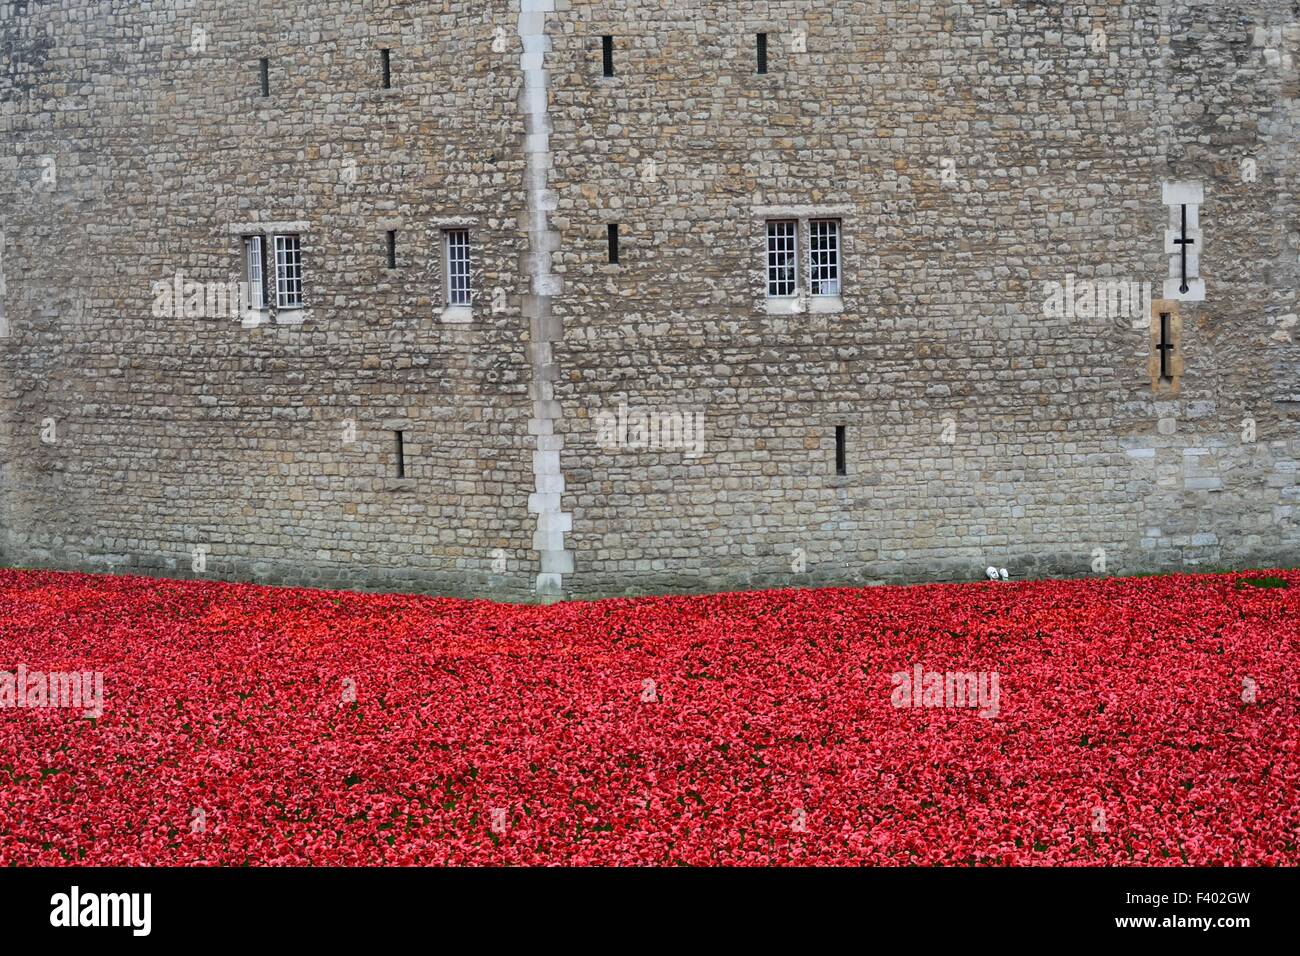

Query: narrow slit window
left=835, top=426, right=847, bottom=476
left=380, top=48, right=391, bottom=89
left=273, top=234, right=303, bottom=309
left=1149, top=299, right=1182, bottom=393
left=394, top=430, right=406, bottom=479
left=243, top=236, right=266, bottom=309
left=386, top=230, right=397, bottom=269
left=757, top=33, right=768, bottom=74
left=766, top=220, right=797, bottom=297
left=259, top=58, right=269, bottom=97
left=809, top=219, right=841, bottom=296
left=602, top=35, right=614, bottom=77
left=607, top=224, right=620, bottom=264
left=1162, top=182, right=1204, bottom=302
left=1158, top=312, right=1174, bottom=383
left=444, top=229, right=471, bottom=306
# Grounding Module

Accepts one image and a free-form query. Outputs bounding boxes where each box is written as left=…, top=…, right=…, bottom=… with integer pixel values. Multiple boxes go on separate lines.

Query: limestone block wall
left=1, top=0, right=1297, bottom=601
left=546, top=0, right=1299, bottom=595
left=1, top=0, right=540, bottom=599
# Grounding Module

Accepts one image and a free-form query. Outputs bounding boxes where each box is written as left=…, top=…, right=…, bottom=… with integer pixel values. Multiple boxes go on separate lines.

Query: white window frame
left=274, top=234, right=303, bottom=309
left=766, top=220, right=798, bottom=298
left=444, top=228, right=471, bottom=307
left=243, top=235, right=266, bottom=310
left=808, top=219, right=841, bottom=297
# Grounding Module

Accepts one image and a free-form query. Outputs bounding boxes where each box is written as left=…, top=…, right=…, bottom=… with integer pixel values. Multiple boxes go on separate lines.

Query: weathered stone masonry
left=1, top=1, right=1297, bottom=602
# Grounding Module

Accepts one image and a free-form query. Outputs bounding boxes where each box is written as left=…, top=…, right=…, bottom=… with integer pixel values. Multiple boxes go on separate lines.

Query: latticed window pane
left=445, top=229, right=470, bottom=306
left=274, top=235, right=303, bottom=309
left=809, top=219, right=840, bottom=296
left=244, top=236, right=264, bottom=308
left=766, top=220, right=797, bottom=297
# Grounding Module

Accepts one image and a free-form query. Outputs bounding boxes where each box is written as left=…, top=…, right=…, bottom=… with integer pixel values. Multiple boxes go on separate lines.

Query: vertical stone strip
left=0, top=229, right=7, bottom=339
left=517, top=0, right=571, bottom=602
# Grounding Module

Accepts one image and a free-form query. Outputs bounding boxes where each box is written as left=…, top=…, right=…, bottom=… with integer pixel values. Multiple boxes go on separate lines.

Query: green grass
left=1234, top=576, right=1290, bottom=590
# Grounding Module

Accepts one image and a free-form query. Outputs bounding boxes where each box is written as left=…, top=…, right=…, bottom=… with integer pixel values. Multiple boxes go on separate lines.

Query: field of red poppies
left=0, top=567, right=1296, bottom=865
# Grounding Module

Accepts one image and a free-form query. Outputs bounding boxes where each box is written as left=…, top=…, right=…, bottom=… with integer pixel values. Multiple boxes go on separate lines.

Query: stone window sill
left=440, top=305, right=473, bottom=324
left=765, top=296, right=802, bottom=316
left=808, top=295, right=844, bottom=314
left=243, top=308, right=308, bottom=327
left=763, top=295, right=844, bottom=316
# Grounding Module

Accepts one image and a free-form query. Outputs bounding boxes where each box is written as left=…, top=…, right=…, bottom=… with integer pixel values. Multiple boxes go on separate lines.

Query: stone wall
left=1, top=0, right=1297, bottom=602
